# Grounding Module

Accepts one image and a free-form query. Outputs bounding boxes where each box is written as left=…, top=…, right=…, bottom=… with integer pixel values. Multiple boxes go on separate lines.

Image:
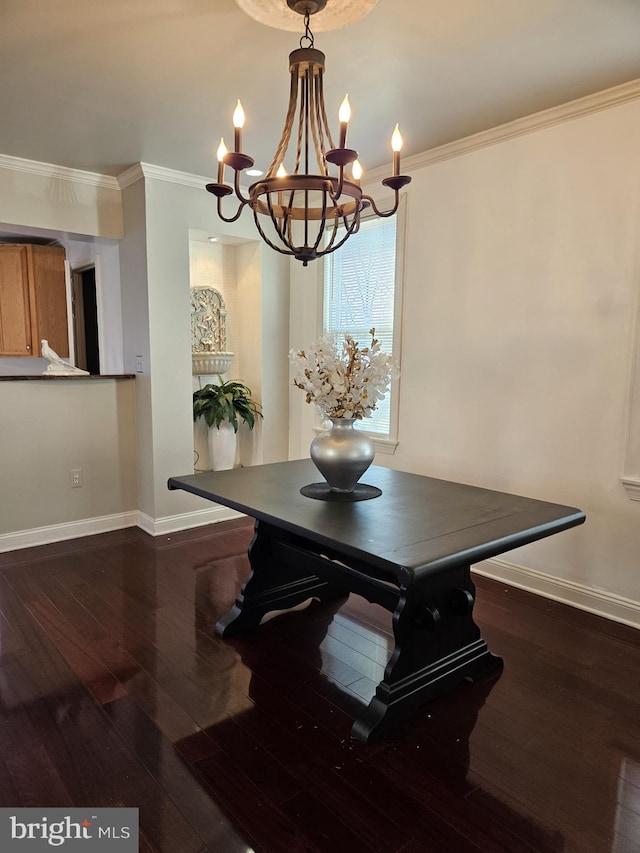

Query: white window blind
left=323, top=215, right=398, bottom=436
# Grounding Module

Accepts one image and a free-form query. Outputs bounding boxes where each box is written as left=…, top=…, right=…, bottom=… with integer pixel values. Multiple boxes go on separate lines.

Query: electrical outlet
left=70, top=468, right=83, bottom=488
left=135, top=355, right=143, bottom=373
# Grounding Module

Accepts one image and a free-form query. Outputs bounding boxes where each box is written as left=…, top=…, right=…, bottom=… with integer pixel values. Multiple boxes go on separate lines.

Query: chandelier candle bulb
left=338, top=95, right=351, bottom=148
left=352, top=159, right=362, bottom=185
left=391, top=124, right=402, bottom=176
left=216, top=138, right=227, bottom=183
left=233, top=100, right=245, bottom=152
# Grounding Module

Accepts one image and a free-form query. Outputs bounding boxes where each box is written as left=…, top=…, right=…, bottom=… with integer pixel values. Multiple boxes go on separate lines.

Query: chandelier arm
left=320, top=211, right=344, bottom=255
left=317, top=71, right=336, bottom=152
left=315, top=74, right=330, bottom=170
left=307, top=187, right=330, bottom=254
left=265, top=190, right=293, bottom=248
left=360, top=191, right=401, bottom=218
left=340, top=208, right=361, bottom=236
left=251, top=206, right=296, bottom=257
left=293, top=77, right=305, bottom=175
left=303, top=66, right=312, bottom=174
left=267, top=69, right=298, bottom=177
left=285, top=192, right=295, bottom=246
left=327, top=167, right=346, bottom=203
left=215, top=195, right=248, bottom=224
left=317, top=211, right=363, bottom=257
left=308, top=72, right=325, bottom=174
left=231, top=169, right=252, bottom=205
left=303, top=189, right=310, bottom=247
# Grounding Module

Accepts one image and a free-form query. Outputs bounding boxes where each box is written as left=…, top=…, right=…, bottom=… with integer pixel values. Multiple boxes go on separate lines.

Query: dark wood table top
left=168, top=460, right=585, bottom=584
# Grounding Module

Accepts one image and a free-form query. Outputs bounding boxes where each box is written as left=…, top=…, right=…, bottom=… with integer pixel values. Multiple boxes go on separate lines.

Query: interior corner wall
left=119, top=177, right=154, bottom=520
left=259, top=247, right=291, bottom=463
left=288, top=260, right=322, bottom=460
left=130, top=175, right=291, bottom=526
left=234, top=243, right=291, bottom=466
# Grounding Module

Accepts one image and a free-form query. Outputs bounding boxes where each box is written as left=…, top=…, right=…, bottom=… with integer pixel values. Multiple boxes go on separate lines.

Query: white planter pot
left=207, top=421, right=237, bottom=471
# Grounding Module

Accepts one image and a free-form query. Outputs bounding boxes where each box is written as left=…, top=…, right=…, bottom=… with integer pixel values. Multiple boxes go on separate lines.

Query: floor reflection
left=613, top=756, right=640, bottom=852
left=181, top=589, right=566, bottom=852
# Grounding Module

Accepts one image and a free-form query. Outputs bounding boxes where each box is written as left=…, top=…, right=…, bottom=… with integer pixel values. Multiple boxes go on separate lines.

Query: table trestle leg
left=352, top=566, right=503, bottom=742
left=215, top=520, right=347, bottom=637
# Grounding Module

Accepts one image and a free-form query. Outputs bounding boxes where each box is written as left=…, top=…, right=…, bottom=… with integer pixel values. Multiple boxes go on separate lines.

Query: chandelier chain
left=299, top=11, right=314, bottom=48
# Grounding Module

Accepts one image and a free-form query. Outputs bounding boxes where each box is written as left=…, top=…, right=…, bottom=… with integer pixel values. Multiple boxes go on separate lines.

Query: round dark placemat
left=300, top=483, right=382, bottom=502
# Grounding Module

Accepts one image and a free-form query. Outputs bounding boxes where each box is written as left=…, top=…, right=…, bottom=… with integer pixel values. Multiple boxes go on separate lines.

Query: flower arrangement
left=289, top=329, right=397, bottom=420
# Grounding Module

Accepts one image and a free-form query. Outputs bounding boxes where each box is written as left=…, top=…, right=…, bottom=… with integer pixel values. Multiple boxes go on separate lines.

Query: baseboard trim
left=0, top=506, right=246, bottom=553
left=473, top=557, right=640, bottom=630
left=137, top=506, right=245, bottom=536
left=0, top=512, right=139, bottom=553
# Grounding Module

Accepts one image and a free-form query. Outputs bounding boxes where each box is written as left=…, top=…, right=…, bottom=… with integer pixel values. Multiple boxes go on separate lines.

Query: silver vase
left=310, top=418, right=375, bottom=493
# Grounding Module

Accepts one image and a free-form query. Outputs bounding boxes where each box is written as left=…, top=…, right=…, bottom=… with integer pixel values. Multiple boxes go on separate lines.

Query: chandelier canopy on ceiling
left=206, top=0, right=411, bottom=266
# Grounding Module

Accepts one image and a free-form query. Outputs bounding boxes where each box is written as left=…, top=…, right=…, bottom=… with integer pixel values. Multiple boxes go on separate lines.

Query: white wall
left=289, top=92, right=640, bottom=623
left=0, top=378, right=137, bottom=550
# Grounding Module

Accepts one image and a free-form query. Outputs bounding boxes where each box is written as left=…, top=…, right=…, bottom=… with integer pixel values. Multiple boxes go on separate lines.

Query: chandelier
left=206, top=0, right=411, bottom=266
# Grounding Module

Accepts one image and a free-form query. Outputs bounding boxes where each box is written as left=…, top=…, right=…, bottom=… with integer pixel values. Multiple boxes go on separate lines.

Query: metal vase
left=310, top=418, right=375, bottom=493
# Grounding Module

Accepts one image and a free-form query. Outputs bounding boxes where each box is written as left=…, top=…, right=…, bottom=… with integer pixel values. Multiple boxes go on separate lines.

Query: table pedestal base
left=216, top=520, right=503, bottom=742
left=352, top=639, right=502, bottom=742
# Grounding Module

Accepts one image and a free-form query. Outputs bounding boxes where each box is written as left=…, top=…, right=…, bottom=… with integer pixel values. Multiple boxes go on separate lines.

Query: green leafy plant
left=193, top=377, right=262, bottom=433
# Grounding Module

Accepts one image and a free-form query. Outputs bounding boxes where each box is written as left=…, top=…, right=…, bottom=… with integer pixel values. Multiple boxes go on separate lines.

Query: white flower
left=289, top=329, right=398, bottom=420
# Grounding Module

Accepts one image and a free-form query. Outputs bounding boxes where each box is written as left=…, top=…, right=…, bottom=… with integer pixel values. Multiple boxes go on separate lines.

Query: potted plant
left=193, top=377, right=262, bottom=470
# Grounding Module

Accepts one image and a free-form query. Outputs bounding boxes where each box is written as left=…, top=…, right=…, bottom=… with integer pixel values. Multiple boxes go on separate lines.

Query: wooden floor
left=0, top=520, right=638, bottom=852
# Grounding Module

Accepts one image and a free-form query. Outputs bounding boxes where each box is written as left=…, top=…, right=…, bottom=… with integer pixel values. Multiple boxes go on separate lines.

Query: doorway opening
left=72, top=267, right=100, bottom=374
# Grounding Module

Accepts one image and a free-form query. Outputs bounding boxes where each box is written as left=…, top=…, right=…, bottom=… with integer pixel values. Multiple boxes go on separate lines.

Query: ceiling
left=1, top=0, right=640, bottom=181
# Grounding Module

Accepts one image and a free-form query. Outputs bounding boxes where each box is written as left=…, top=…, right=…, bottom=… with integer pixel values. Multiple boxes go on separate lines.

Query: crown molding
left=365, top=77, right=640, bottom=184
left=138, top=162, right=211, bottom=190
left=0, top=152, right=120, bottom=190
left=116, top=163, right=145, bottom=189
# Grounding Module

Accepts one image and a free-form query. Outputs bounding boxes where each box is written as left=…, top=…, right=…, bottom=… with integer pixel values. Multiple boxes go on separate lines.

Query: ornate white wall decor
left=190, top=286, right=234, bottom=376
left=191, top=286, right=228, bottom=353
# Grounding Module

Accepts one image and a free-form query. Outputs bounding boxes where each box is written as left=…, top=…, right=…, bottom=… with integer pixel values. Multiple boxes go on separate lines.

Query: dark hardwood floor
left=0, top=519, right=638, bottom=852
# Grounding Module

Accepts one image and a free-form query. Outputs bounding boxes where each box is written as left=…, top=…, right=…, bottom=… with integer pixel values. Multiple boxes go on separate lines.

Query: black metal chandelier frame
left=206, top=0, right=411, bottom=265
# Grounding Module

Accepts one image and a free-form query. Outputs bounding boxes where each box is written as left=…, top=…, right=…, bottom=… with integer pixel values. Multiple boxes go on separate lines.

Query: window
left=323, top=211, right=403, bottom=444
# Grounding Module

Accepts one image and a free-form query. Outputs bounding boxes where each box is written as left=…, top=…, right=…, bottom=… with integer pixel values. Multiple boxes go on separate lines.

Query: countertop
left=0, top=374, right=136, bottom=381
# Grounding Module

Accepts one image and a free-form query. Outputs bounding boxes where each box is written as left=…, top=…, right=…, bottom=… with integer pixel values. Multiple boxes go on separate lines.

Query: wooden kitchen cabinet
left=0, top=244, right=69, bottom=357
